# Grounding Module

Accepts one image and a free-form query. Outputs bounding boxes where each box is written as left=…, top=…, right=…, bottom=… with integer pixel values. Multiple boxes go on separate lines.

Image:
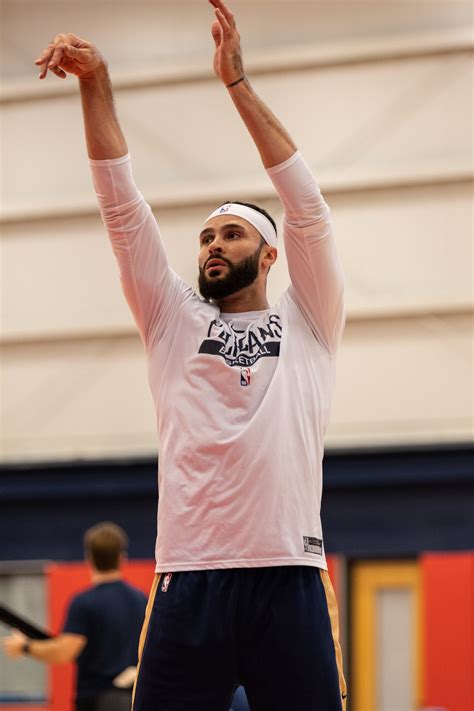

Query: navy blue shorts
left=132, top=566, right=346, bottom=710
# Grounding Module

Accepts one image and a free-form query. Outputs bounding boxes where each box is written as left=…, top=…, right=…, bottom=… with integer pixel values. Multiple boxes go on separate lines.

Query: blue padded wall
left=0, top=444, right=472, bottom=561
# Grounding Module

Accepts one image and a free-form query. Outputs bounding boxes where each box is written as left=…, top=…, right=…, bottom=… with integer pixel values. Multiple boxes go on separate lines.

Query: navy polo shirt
left=63, top=580, right=147, bottom=700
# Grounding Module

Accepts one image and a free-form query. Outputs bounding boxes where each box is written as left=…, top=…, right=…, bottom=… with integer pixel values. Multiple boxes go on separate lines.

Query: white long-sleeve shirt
left=90, top=151, right=344, bottom=572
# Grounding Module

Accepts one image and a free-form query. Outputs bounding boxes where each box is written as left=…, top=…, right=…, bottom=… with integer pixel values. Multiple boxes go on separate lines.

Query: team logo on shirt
left=199, top=314, right=282, bottom=368
left=240, top=367, right=251, bottom=386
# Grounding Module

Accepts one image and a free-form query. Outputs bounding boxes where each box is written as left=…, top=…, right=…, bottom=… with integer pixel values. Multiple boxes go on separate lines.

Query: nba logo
left=240, top=368, right=251, bottom=387
left=161, top=573, right=172, bottom=592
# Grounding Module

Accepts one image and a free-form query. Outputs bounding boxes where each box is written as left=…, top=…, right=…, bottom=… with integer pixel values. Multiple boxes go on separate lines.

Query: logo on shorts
left=303, top=536, right=322, bottom=555
left=240, top=367, right=251, bottom=386
left=161, top=573, right=172, bottom=592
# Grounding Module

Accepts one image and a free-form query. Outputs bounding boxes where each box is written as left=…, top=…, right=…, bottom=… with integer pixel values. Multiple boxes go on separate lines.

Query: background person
left=3, top=522, right=147, bottom=711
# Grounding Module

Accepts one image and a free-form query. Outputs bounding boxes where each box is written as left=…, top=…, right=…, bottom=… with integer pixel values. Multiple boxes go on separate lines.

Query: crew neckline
left=219, top=308, right=272, bottom=321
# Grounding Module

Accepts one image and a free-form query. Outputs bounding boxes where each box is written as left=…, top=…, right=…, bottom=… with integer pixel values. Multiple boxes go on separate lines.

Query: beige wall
left=1, top=1, right=472, bottom=461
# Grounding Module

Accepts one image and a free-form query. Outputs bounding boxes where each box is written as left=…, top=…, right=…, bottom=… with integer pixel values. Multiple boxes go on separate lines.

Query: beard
left=198, top=245, right=263, bottom=301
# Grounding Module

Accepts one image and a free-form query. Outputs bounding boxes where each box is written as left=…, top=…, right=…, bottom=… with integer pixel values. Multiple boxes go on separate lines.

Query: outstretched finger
left=35, top=46, right=54, bottom=78
left=38, top=57, right=54, bottom=79
left=35, top=46, right=53, bottom=65
left=48, top=44, right=66, bottom=70
left=209, top=0, right=235, bottom=26
left=214, top=7, right=232, bottom=36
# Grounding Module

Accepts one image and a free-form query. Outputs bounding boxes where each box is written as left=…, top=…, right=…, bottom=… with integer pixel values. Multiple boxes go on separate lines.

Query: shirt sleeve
left=266, top=151, right=345, bottom=356
left=89, top=154, right=188, bottom=350
left=62, top=595, right=89, bottom=637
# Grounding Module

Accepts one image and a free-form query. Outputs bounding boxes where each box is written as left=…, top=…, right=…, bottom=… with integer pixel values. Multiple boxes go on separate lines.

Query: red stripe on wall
left=421, top=552, right=474, bottom=711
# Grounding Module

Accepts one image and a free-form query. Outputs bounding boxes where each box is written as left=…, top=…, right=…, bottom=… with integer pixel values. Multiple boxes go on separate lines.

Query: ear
left=262, top=246, right=278, bottom=270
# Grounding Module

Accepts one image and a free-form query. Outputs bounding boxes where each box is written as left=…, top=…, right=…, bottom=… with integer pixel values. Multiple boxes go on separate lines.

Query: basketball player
left=34, top=1, right=347, bottom=708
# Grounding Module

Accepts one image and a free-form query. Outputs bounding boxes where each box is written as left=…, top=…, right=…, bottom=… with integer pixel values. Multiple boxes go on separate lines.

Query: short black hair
left=220, top=201, right=277, bottom=237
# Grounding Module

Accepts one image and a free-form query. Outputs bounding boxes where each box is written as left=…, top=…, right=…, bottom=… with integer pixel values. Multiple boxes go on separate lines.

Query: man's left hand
left=209, top=0, right=245, bottom=86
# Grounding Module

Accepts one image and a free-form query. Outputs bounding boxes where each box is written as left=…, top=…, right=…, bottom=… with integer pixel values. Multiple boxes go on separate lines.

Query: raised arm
left=210, top=0, right=297, bottom=169
left=210, top=0, right=344, bottom=353
left=35, top=34, right=127, bottom=159
left=34, top=35, right=188, bottom=348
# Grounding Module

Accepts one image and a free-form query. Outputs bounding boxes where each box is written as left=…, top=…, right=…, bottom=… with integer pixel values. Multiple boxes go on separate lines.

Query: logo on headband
left=219, top=204, right=231, bottom=214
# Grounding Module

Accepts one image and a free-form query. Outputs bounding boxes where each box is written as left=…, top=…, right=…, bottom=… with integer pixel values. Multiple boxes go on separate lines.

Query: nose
left=208, top=240, right=223, bottom=254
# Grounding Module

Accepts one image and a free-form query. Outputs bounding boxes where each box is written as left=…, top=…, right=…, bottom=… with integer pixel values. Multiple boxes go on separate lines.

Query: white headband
left=204, top=203, right=277, bottom=248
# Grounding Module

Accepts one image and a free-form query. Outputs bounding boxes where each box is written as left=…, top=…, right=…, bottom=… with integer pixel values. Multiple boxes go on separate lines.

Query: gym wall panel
left=1, top=335, right=157, bottom=461
left=351, top=561, right=421, bottom=711
left=1, top=180, right=472, bottom=340
left=1, top=312, right=471, bottom=460
left=3, top=1, right=472, bottom=86
left=421, top=552, right=474, bottom=711
left=0, top=571, right=47, bottom=704
left=331, top=312, right=472, bottom=447
left=2, top=52, right=472, bottom=215
left=2, top=312, right=471, bottom=460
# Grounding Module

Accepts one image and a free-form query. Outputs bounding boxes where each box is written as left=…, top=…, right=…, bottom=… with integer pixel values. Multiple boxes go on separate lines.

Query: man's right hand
left=35, top=34, right=103, bottom=81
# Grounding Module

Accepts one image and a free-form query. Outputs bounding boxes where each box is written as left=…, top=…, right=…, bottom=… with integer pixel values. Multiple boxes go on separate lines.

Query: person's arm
left=35, top=35, right=189, bottom=347
left=267, top=154, right=345, bottom=354
left=209, top=0, right=296, bottom=169
left=210, top=0, right=344, bottom=353
left=35, top=34, right=127, bottom=159
left=3, top=629, right=86, bottom=664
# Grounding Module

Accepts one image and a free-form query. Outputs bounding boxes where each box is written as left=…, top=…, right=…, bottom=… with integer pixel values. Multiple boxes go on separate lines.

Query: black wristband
left=226, top=76, right=246, bottom=89
left=22, top=640, right=31, bottom=655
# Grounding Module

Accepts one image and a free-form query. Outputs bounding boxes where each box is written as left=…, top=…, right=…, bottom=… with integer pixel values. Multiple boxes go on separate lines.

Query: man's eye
left=227, top=232, right=239, bottom=239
